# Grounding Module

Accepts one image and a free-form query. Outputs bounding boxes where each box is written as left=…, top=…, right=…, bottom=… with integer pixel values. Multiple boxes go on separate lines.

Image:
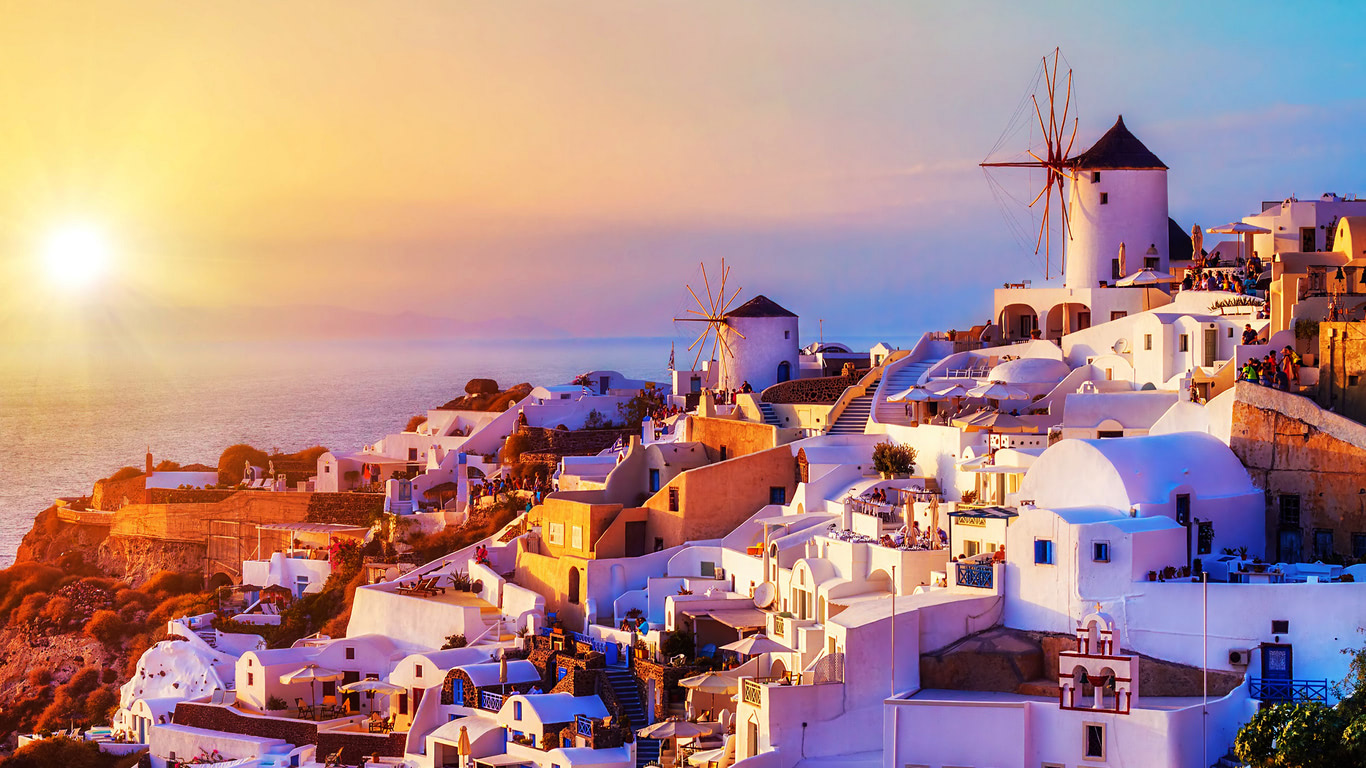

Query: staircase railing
left=824, top=367, right=886, bottom=434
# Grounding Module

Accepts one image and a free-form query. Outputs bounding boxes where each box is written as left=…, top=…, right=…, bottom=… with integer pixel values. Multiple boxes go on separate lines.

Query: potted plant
left=1251, top=558, right=1268, bottom=574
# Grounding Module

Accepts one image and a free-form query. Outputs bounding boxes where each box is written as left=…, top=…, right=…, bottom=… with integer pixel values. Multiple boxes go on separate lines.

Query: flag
left=668, top=342, right=675, bottom=371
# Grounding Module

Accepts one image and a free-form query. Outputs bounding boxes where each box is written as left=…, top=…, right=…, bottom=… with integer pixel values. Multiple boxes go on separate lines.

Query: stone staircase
left=828, top=395, right=874, bottom=435
left=873, top=358, right=939, bottom=426
left=756, top=401, right=781, bottom=427
left=192, top=627, right=219, bottom=650
left=604, top=664, right=659, bottom=767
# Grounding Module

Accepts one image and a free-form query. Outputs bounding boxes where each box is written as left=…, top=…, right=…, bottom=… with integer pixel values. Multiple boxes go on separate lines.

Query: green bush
left=872, top=441, right=917, bottom=475
left=442, top=634, right=468, bottom=649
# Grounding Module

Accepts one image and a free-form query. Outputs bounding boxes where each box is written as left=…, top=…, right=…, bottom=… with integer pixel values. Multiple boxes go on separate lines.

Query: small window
left=1109, top=311, right=1126, bottom=321
left=784, top=330, right=790, bottom=339
left=1093, top=541, right=1110, bottom=562
left=1084, top=722, right=1106, bottom=760
left=1111, top=259, right=1121, bottom=281
left=408, top=448, right=418, bottom=461
left=415, top=664, right=423, bottom=679
left=1144, top=333, right=1152, bottom=350
left=649, top=468, right=661, bottom=493
left=345, top=647, right=355, bottom=660
left=1228, top=327, right=1235, bottom=338
left=1176, top=493, right=1191, bottom=526
left=1279, top=495, right=1301, bottom=527
left=1099, top=192, right=1109, bottom=205
left=514, top=700, right=523, bottom=720
left=1353, top=533, right=1366, bottom=559
left=769, top=487, right=787, bottom=505
left=719, top=446, right=728, bottom=461
left=1314, top=528, right=1334, bottom=559
left=1144, top=256, right=1159, bottom=269
left=1091, top=171, right=1101, bottom=183
left=247, top=672, right=254, bottom=686
left=1034, top=539, right=1054, bottom=565
left=324, top=464, right=330, bottom=473
left=668, top=487, right=679, bottom=512
left=700, top=561, right=716, bottom=577
left=1272, top=619, right=1290, bottom=635
left=1179, top=334, right=1189, bottom=352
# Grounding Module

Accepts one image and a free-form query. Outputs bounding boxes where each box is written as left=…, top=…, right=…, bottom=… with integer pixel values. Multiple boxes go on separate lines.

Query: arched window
left=568, top=568, right=581, bottom=604
left=777, top=361, right=792, bottom=382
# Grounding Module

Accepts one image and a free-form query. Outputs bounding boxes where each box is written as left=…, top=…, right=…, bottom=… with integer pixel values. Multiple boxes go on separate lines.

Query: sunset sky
left=2, top=1, right=1364, bottom=344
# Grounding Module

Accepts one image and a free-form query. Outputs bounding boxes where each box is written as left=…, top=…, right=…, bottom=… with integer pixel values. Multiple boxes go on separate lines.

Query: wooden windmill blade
left=673, top=259, right=743, bottom=382
left=979, top=47, right=1079, bottom=279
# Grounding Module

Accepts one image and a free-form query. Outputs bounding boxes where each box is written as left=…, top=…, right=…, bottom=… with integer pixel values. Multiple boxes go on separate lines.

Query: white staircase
left=873, top=359, right=939, bottom=426
left=755, top=401, right=781, bottom=427
left=604, top=664, right=659, bottom=767
left=828, top=395, right=874, bottom=435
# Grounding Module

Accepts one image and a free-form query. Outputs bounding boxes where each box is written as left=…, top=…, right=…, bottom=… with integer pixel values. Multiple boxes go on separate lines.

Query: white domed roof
left=988, top=357, right=1071, bottom=385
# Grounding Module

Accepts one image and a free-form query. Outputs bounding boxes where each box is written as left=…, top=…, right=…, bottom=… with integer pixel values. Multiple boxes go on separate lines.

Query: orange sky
left=1, top=2, right=1362, bottom=342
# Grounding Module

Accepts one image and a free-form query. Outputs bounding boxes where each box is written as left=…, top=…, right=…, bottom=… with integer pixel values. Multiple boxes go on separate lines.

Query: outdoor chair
left=296, top=698, right=310, bottom=719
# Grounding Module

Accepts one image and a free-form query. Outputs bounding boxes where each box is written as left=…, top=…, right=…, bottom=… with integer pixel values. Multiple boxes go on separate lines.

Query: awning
left=256, top=522, right=370, bottom=535
left=474, top=755, right=534, bottom=767
left=948, top=506, right=1018, bottom=519
left=680, top=607, right=768, bottom=630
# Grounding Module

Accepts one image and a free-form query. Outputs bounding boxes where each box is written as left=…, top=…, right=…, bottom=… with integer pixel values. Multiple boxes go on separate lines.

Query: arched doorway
left=1045, top=302, right=1090, bottom=342
left=206, top=572, right=233, bottom=590
left=998, top=304, right=1039, bottom=342
left=568, top=568, right=581, bottom=605
left=776, top=361, right=791, bottom=383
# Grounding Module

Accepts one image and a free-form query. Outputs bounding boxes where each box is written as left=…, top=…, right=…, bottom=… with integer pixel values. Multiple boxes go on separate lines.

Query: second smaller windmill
left=675, top=259, right=745, bottom=387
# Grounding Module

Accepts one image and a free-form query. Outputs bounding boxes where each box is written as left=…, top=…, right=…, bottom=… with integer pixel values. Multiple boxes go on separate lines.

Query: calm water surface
left=0, top=337, right=672, bottom=567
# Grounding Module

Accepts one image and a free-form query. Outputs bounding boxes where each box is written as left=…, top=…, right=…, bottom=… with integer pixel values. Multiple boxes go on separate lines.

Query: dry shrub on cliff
left=406, top=414, right=427, bottom=432
left=35, top=666, right=102, bottom=732
left=217, top=443, right=270, bottom=484
left=6, top=735, right=132, bottom=768
left=85, top=610, right=127, bottom=647
left=105, top=466, right=143, bottom=482
left=0, top=563, right=65, bottom=623
left=141, top=570, right=201, bottom=599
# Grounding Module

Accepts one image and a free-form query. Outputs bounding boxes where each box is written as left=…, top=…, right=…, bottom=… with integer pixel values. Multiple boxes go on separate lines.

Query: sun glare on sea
left=41, top=222, right=112, bottom=291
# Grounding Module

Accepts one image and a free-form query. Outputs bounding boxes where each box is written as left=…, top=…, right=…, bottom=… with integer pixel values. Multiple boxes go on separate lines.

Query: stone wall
left=173, top=702, right=318, bottom=746
left=315, top=730, right=407, bottom=764
left=1228, top=381, right=1366, bottom=561
left=146, top=488, right=237, bottom=505
left=632, top=658, right=699, bottom=716
left=760, top=375, right=856, bottom=405
left=306, top=493, right=385, bottom=526
left=92, top=474, right=148, bottom=511
left=516, top=427, right=636, bottom=459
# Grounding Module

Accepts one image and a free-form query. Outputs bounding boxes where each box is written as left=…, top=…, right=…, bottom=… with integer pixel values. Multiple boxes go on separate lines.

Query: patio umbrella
left=280, top=664, right=344, bottom=713
left=966, top=382, right=1029, bottom=401
left=887, top=386, right=931, bottom=403
left=1115, top=269, right=1178, bottom=287
left=961, top=411, right=1030, bottom=433
left=338, top=679, right=404, bottom=714
left=679, top=672, right=739, bottom=694
left=926, top=381, right=969, bottom=398
left=720, top=633, right=789, bottom=656
left=1207, top=222, right=1272, bottom=263
left=638, top=717, right=711, bottom=768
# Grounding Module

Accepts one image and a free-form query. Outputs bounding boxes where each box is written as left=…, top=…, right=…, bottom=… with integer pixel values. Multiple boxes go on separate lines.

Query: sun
left=41, top=222, right=112, bottom=290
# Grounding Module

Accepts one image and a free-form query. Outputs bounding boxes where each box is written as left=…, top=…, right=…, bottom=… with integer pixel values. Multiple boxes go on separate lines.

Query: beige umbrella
left=1115, top=268, right=1179, bottom=287
left=720, top=633, right=789, bottom=656
left=338, top=679, right=404, bottom=714
left=280, top=663, right=344, bottom=714
left=639, top=717, right=711, bottom=767
left=1191, top=224, right=1204, bottom=262
left=1207, top=222, right=1272, bottom=263
left=1118, top=242, right=1127, bottom=278
left=930, top=496, right=942, bottom=548
left=679, top=672, right=740, bottom=694
left=457, top=724, right=471, bottom=767
left=966, top=382, right=1029, bottom=401
left=887, top=386, right=932, bottom=403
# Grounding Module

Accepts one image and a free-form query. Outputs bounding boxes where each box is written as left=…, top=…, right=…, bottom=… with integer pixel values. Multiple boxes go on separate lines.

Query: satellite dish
left=752, top=582, right=775, bottom=609
left=1113, top=338, right=1130, bottom=354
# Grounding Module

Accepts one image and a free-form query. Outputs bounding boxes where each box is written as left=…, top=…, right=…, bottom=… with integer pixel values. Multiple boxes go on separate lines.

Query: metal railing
left=1250, top=678, right=1328, bottom=703
left=575, top=713, right=594, bottom=737
left=955, top=562, right=995, bottom=589
left=478, top=690, right=505, bottom=712
left=742, top=679, right=763, bottom=705
left=772, top=615, right=785, bottom=637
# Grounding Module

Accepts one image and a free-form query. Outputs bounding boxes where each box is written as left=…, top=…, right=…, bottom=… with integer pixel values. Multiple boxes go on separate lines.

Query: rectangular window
left=769, top=487, right=786, bottom=505
left=415, top=664, right=423, bottom=679
left=1143, top=333, right=1153, bottom=350
left=1179, top=334, right=1189, bottom=352
left=514, top=701, right=523, bottom=720
left=1272, top=619, right=1290, bottom=635
left=1084, top=722, right=1106, bottom=760
left=548, top=523, right=564, bottom=546
left=784, top=330, right=790, bottom=339
left=668, top=487, right=680, bottom=512
left=1353, top=533, right=1366, bottom=559
left=571, top=525, right=583, bottom=551
left=1099, top=192, right=1109, bottom=205
left=1110, top=311, right=1127, bottom=321
left=1176, top=493, right=1191, bottom=526
left=700, top=561, right=715, bottom=577
left=1111, top=259, right=1121, bottom=281
left=1314, top=528, right=1333, bottom=559
left=345, top=647, right=355, bottom=660
left=1228, top=327, right=1235, bottom=338
left=247, top=672, right=254, bottom=686
left=408, top=448, right=418, bottom=461
left=1093, top=541, right=1110, bottom=562
left=719, top=446, right=728, bottom=461
left=324, top=465, right=330, bottom=473
left=1034, top=539, right=1054, bottom=565
left=1078, top=311, right=1091, bottom=329
left=1301, top=226, right=1316, bottom=252
left=1097, top=430, right=1123, bottom=439
left=690, top=377, right=702, bottom=394
left=1091, top=171, right=1101, bottom=183
left=1279, top=495, right=1301, bottom=527
left=1145, top=256, right=1160, bottom=269
left=649, top=469, right=661, bottom=493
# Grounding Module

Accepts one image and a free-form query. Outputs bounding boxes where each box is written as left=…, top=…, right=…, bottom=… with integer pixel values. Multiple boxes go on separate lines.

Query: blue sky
left=2, top=1, right=1364, bottom=348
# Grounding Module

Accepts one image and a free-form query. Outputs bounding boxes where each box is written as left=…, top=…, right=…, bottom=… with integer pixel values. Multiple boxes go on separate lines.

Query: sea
left=0, top=336, right=674, bottom=568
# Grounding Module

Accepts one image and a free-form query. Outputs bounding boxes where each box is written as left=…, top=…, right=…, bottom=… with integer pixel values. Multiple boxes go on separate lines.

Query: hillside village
left=10, top=116, right=1366, bottom=768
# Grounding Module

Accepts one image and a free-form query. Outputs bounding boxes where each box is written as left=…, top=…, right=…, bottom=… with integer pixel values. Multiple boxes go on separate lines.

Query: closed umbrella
left=1118, top=242, right=1126, bottom=278
left=280, top=664, right=344, bottom=715
left=457, top=725, right=471, bottom=767
left=1191, top=224, right=1204, bottom=263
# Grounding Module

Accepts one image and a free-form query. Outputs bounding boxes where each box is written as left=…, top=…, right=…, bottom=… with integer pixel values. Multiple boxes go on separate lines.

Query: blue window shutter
left=1035, top=540, right=1045, bottom=563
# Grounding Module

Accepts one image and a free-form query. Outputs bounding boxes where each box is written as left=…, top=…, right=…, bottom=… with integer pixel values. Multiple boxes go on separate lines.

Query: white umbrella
left=639, top=717, right=712, bottom=767
left=679, top=672, right=739, bottom=694
left=721, top=633, right=789, bottom=656
left=926, top=381, right=969, bottom=398
left=1207, top=222, right=1272, bottom=264
left=339, top=678, right=404, bottom=715
left=1115, top=269, right=1179, bottom=287
left=887, top=386, right=931, bottom=403
left=280, top=664, right=344, bottom=714
left=966, top=382, right=1029, bottom=400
